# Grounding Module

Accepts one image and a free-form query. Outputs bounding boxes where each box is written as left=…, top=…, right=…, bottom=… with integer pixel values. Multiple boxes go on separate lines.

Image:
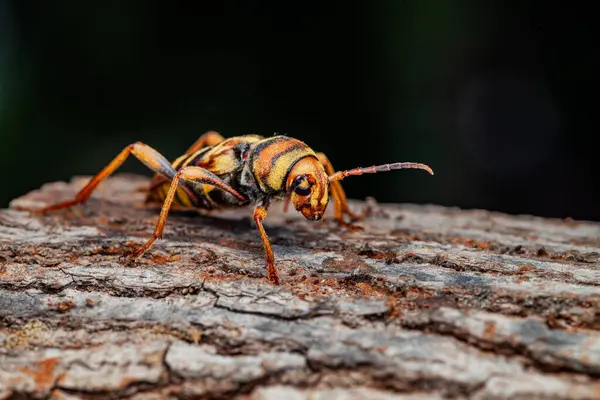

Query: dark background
left=1, top=1, right=598, bottom=220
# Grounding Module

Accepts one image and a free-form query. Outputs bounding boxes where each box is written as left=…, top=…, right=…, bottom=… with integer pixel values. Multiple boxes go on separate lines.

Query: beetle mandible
left=31, top=132, right=433, bottom=284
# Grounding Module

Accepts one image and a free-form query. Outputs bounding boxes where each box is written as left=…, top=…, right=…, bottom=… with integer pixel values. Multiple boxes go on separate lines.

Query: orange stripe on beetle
left=251, top=137, right=317, bottom=192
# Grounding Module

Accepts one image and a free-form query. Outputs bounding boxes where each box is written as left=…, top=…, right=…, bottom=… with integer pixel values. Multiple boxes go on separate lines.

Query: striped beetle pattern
left=31, top=131, right=433, bottom=284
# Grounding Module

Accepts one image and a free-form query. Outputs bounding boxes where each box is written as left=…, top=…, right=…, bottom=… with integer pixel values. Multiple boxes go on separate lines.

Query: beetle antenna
left=328, top=162, right=433, bottom=182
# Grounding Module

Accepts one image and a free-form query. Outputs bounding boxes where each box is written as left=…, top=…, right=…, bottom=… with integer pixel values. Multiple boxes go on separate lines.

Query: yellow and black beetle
left=31, top=131, right=433, bottom=284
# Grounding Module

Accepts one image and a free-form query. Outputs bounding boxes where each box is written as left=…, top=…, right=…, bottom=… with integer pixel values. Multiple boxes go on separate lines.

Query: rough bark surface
left=1, top=174, right=600, bottom=399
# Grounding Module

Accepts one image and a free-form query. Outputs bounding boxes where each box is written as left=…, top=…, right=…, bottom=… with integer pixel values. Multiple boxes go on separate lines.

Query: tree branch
left=1, top=174, right=599, bottom=399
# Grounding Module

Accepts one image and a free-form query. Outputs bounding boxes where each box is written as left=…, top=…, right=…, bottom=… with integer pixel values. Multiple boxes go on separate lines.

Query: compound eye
left=294, top=185, right=311, bottom=196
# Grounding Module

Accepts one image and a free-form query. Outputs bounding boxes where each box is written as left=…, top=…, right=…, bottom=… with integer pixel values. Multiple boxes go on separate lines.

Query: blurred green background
left=1, top=1, right=598, bottom=219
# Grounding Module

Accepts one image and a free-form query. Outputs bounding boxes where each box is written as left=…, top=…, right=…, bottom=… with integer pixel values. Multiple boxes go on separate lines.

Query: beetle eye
left=292, top=175, right=312, bottom=196
left=294, top=185, right=311, bottom=196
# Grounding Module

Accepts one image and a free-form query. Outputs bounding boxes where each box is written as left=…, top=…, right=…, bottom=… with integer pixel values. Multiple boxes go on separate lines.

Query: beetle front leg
left=253, top=202, right=281, bottom=284
left=316, top=152, right=363, bottom=230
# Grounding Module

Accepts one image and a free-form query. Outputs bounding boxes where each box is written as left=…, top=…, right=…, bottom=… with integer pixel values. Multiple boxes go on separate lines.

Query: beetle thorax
left=248, top=136, right=318, bottom=195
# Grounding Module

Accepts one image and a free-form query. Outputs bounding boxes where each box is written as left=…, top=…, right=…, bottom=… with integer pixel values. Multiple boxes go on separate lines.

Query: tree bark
left=1, top=174, right=599, bottom=399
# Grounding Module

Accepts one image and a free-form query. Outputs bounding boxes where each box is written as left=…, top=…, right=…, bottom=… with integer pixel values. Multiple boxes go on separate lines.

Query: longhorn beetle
left=30, top=132, right=433, bottom=284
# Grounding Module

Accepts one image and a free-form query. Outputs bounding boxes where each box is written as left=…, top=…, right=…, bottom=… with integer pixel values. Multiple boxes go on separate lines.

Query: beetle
left=31, top=131, right=433, bottom=284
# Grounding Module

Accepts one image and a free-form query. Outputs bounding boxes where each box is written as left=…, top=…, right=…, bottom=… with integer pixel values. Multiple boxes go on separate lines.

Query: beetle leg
left=316, top=152, right=363, bottom=230
left=253, top=201, right=281, bottom=284
left=128, top=166, right=247, bottom=262
left=31, top=142, right=177, bottom=214
left=184, top=130, right=226, bottom=155
left=147, top=131, right=226, bottom=202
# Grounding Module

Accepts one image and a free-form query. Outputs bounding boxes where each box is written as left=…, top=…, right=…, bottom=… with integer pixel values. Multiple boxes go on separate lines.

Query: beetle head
left=285, top=157, right=329, bottom=221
